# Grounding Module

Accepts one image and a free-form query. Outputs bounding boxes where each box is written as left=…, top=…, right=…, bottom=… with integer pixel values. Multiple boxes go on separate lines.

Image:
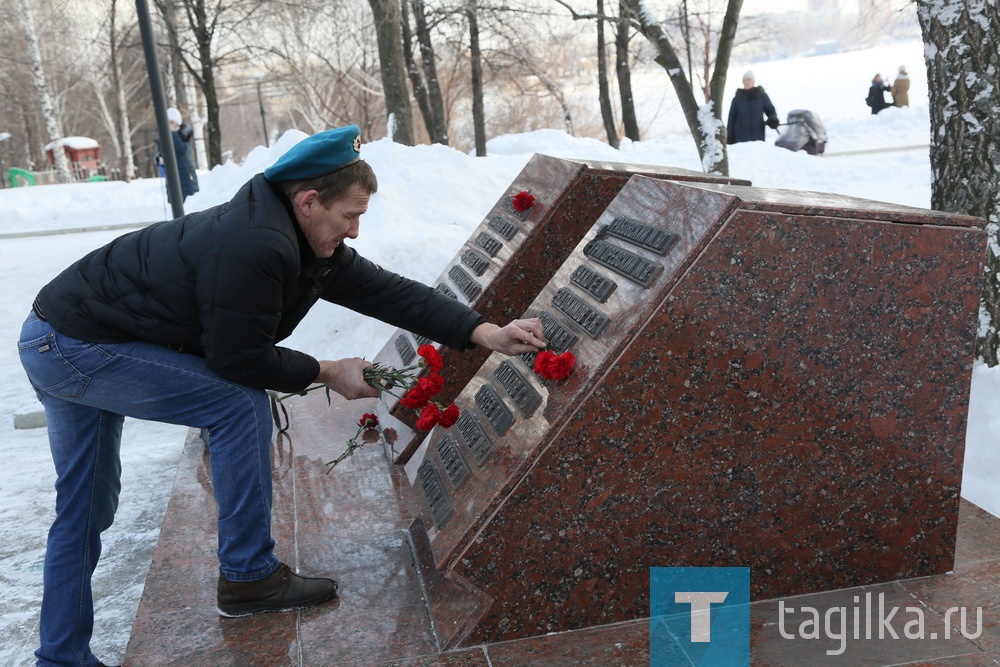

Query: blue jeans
left=18, top=312, right=279, bottom=667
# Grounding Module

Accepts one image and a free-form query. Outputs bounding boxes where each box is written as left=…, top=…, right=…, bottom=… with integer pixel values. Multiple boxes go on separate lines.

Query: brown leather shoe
left=217, top=563, right=339, bottom=618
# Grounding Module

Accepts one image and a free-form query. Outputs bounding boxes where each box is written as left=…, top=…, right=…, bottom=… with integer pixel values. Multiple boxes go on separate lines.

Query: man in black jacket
left=18, top=125, right=547, bottom=667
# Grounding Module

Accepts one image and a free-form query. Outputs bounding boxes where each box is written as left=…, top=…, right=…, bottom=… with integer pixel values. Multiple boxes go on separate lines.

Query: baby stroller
left=775, top=109, right=827, bottom=155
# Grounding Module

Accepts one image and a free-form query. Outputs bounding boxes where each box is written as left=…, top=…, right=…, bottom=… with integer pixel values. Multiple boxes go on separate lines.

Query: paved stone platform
left=124, top=390, right=1000, bottom=666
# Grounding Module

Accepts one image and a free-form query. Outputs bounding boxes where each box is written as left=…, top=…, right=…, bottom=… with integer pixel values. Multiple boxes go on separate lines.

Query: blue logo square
left=650, top=567, right=750, bottom=667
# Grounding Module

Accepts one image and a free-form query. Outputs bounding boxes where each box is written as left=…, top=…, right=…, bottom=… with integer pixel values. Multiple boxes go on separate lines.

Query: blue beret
left=264, top=125, right=362, bottom=182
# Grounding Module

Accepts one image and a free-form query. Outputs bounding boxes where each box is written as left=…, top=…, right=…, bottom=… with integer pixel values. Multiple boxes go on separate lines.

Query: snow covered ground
left=1, top=39, right=997, bottom=666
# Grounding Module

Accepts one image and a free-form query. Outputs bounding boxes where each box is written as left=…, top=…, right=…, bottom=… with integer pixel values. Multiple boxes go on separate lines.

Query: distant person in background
left=892, top=66, right=910, bottom=107
left=164, top=107, right=200, bottom=201
left=866, top=74, right=892, bottom=115
left=727, top=71, right=780, bottom=144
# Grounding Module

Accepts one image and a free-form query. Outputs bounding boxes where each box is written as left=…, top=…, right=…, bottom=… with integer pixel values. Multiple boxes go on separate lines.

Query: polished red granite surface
left=398, top=177, right=986, bottom=646
left=372, top=156, right=749, bottom=464
left=124, top=414, right=1000, bottom=666
left=123, top=174, right=993, bottom=666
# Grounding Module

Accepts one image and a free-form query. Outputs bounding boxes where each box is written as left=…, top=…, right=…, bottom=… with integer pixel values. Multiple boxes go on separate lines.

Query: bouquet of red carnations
left=272, top=344, right=460, bottom=466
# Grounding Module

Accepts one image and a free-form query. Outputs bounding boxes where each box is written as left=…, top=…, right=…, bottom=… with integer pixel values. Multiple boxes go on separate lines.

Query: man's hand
left=471, top=318, right=548, bottom=356
left=315, top=358, right=380, bottom=399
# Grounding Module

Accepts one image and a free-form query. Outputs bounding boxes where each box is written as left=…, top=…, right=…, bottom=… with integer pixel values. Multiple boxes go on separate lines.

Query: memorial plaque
left=517, top=309, right=578, bottom=369
left=494, top=360, right=541, bottom=418
left=605, top=216, right=679, bottom=255
left=394, top=335, right=416, bottom=365
left=474, top=384, right=514, bottom=436
left=570, top=265, right=617, bottom=303
left=435, top=283, right=457, bottom=299
left=417, top=460, right=452, bottom=528
left=552, top=288, right=610, bottom=339
left=436, top=435, right=470, bottom=489
left=502, top=195, right=531, bottom=220
left=461, top=249, right=490, bottom=277
left=413, top=333, right=431, bottom=347
left=488, top=215, right=519, bottom=240
left=401, top=176, right=986, bottom=651
left=372, top=155, right=750, bottom=465
left=456, top=411, right=493, bottom=466
left=448, top=265, right=482, bottom=301
left=583, top=238, right=663, bottom=287
left=474, top=232, right=503, bottom=258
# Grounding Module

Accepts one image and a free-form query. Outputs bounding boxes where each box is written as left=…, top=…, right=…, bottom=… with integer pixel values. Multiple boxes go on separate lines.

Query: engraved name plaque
left=570, top=265, right=617, bottom=303
left=435, top=283, right=458, bottom=299
left=584, top=239, right=663, bottom=287
left=417, top=460, right=453, bottom=528
left=517, top=310, right=579, bottom=369
left=457, top=411, right=494, bottom=466
left=494, top=360, right=542, bottom=418
left=436, top=435, right=471, bottom=489
left=448, top=265, right=483, bottom=301
left=606, top=217, right=679, bottom=255
left=474, top=232, right=504, bottom=258
left=395, top=335, right=416, bottom=364
left=475, top=384, right=515, bottom=437
left=502, top=196, right=531, bottom=220
left=552, top=288, right=610, bottom=339
left=461, top=249, right=491, bottom=277
left=488, top=215, right=519, bottom=241
left=539, top=310, right=579, bottom=353
left=413, top=334, right=431, bottom=347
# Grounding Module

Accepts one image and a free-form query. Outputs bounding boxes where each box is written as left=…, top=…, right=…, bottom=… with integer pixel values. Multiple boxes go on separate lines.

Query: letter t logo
left=675, top=591, right=730, bottom=642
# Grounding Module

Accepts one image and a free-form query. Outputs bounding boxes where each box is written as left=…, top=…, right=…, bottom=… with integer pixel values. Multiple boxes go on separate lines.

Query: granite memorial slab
left=372, top=154, right=749, bottom=464
left=397, top=176, right=986, bottom=649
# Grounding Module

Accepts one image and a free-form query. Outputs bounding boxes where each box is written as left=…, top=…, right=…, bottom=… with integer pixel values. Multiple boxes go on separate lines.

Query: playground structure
left=4, top=136, right=110, bottom=187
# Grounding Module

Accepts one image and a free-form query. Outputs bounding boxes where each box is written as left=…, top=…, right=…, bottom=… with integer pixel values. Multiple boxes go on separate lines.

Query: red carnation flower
left=511, top=190, right=536, bottom=213
left=546, top=351, right=576, bottom=380
left=534, top=350, right=576, bottom=381
left=417, top=373, right=444, bottom=398
left=400, top=386, right=430, bottom=409
left=417, top=344, right=444, bottom=372
left=358, top=413, right=379, bottom=429
left=439, top=403, right=460, bottom=428
left=415, top=403, right=441, bottom=430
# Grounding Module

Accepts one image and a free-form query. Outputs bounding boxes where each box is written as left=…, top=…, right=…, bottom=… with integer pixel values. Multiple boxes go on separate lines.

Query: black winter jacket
left=34, top=174, right=485, bottom=392
left=727, top=86, right=778, bottom=144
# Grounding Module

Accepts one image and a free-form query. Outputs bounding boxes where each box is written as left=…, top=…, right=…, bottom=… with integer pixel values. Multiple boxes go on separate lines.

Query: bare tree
left=402, top=0, right=449, bottom=144
left=266, top=1, right=385, bottom=140
left=18, top=0, right=71, bottom=182
left=915, top=0, right=1000, bottom=364
left=90, top=0, right=140, bottom=180
left=153, top=0, right=266, bottom=166
left=368, top=0, right=415, bottom=145
left=615, top=0, right=640, bottom=141
left=467, top=0, right=486, bottom=155
left=619, top=0, right=743, bottom=175
left=597, top=0, right=619, bottom=147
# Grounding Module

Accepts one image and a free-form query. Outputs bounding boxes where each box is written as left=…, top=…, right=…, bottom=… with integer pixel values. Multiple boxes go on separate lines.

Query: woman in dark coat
left=727, top=71, right=780, bottom=144
left=866, top=74, right=892, bottom=114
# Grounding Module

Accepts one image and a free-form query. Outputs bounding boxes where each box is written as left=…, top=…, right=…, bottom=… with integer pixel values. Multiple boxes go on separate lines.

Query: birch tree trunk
left=109, top=0, right=136, bottom=180
left=18, top=0, right=71, bottom=183
left=916, top=0, right=1000, bottom=365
